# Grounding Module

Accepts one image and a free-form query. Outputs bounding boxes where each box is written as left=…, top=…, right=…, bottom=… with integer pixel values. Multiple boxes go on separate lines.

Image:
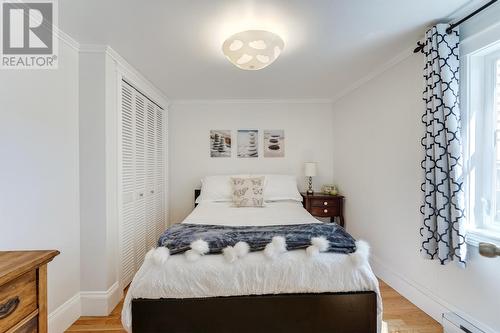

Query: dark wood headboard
left=194, top=189, right=201, bottom=207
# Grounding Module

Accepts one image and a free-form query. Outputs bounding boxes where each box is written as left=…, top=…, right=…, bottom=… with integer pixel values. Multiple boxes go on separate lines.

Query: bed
left=122, top=175, right=381, bottom=333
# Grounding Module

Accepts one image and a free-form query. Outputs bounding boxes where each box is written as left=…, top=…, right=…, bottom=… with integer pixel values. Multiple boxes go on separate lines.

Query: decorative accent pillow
left=231, top=177, right=265, bottom=207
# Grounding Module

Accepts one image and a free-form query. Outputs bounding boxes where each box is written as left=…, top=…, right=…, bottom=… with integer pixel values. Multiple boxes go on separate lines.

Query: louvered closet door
left=155, top=106, right=166, bottom=235
left=120, top=83, right=136, bottom=287
left=134, top=93, right=147, bottom=267
left=145, top=101, right=157, bottom=249
left=120, top=80, right=166, bottom=288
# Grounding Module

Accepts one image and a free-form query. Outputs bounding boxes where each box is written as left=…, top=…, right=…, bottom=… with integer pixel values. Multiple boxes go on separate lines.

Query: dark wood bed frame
left=130, top=189, right=377, bottom=333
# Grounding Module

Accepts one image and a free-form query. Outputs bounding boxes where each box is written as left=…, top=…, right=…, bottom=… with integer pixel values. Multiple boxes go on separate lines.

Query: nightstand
left=301, top=193, right=345, bottom=227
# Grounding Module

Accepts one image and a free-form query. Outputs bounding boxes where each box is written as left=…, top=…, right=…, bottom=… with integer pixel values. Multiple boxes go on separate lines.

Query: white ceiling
left=60, top=0, right=478, bottom=100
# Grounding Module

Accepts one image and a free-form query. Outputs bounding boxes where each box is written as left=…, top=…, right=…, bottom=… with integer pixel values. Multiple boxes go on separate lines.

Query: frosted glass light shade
left=304, top=162, right=317, bottom=177
left=222, top=30, right=285, bottom=70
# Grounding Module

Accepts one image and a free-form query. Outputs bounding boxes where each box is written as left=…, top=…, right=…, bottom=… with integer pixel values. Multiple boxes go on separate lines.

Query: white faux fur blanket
left=121, top=240, right=382, bottom=332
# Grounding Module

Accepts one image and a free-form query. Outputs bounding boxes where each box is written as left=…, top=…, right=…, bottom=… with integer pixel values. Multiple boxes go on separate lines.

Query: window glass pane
left=494, top=59, right=500, bottom=225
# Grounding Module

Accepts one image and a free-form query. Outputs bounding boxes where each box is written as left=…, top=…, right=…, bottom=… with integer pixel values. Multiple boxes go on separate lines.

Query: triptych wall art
left=263, top=130, right=284, bottom=158
left=210, top=130, right=285, bottom=158
left=237, top=130, right=259, bottom=158
left=210, top=130, right=231, bottom=157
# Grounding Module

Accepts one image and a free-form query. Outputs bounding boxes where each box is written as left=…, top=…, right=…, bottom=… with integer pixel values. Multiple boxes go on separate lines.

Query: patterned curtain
left=420, top=24, right=466, bottom=265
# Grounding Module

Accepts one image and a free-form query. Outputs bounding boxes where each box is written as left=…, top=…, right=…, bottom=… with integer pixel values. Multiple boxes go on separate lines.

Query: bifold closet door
left=145, top=102, right=157, bottom=250
left=120, top=80, right=166, bottom=288
left=155, top=106, right=166, bottom=236
left=145, top=101, right=167, bottom=250
left=120, top=83, right=137, bottom=287
left=134, top=92, right=147, bottom=268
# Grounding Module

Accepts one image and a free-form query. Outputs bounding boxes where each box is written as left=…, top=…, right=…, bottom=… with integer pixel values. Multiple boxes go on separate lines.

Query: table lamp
left=304, top=162, right=317, bottom=195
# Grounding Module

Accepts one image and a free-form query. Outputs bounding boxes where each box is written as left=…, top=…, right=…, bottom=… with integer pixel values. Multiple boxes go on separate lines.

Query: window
left=494, top=60, right=500, bottom=225
left=463, top=38, right=500, bottom=246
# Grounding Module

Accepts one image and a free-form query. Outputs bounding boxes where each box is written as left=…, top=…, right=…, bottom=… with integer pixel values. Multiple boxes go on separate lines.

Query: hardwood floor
left=67, top=296, right=125, bottom=333
left=66, top=279, right=443, bottom=333
left=379, top=280, right=443, bottom=333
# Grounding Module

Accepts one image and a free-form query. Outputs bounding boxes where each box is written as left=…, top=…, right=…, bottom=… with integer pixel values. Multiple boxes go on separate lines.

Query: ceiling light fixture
left=222, top=30, right=284, bottom=70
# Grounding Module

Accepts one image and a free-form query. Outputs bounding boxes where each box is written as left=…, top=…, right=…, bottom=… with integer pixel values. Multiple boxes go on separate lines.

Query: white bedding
left=184, top=201, right=320, bottom=226
left=122, top=202, right=382, bottom=331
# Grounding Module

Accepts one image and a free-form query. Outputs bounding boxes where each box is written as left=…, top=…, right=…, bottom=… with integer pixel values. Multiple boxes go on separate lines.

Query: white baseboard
left=48, top=292, right=81, bottom=333
left=370, top=255, right=498, bottom=333
left=80, top=282, right=122, bottom=316
left=47, top=282, right=122, bottom=332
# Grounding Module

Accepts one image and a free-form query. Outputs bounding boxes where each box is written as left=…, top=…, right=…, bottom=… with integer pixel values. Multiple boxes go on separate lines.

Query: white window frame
left=461, top=25, right=500, bottom=247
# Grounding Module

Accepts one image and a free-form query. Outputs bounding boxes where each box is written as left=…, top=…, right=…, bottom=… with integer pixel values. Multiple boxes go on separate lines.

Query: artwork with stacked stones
left=264, top=130, right=285, bottom=157
left=237, top=129, right=259, bottom=158
left=210, top=130, right=231, bottom=157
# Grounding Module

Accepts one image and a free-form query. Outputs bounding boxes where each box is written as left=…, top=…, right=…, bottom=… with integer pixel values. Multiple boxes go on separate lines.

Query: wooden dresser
left=0, top=251, right=59, bottom=333
left=301, top=193, right=345, bottom=227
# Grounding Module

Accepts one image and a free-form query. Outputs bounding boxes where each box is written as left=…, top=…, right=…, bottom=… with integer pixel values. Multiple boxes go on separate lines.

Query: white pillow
left=196, top=174, right=302, bottom=203
left=196, top=175, right=249, bottom=203
left=257, top=174, right=303, bottom=202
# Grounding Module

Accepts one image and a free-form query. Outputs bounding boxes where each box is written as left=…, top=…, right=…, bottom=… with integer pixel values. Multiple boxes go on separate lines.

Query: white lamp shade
left=222, top=30, right=285, bottom=71
left=304, top=162, right=317, bottom=177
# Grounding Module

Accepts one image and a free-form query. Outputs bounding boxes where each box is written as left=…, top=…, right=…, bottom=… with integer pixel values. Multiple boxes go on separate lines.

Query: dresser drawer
left=8, top=314, right=38, bottom=333
left=310, top=206, right=340, bottom=217
left=0, top=271, right=37, bottom=333
left=310, top=198, right=339, bottom=208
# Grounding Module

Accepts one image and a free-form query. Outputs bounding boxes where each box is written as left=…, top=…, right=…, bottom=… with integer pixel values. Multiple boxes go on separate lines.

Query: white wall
left=169, top=101, right=334, bottom=224
left=79, top=51, right=109, bottom=293
left=79, top=50, right=121, bottom=294
left=0, top=40, right=81, bottom=330
left=332, top=52, right=500, bottom=333
left=78, top=49, right=123, bottom=316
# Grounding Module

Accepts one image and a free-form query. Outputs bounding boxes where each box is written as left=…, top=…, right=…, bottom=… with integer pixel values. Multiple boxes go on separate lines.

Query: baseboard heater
left=443, top=313, right=485, bottom=333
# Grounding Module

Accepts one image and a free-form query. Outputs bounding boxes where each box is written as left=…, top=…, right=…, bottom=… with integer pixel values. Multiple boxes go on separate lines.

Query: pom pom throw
left=349, top=240, right=370, bottom=266
left=147, top=247, right=170, bottom=266
left=184, top=239, right=210, bottom=261
left=264, top=236, right=287, bottom=259
left=223, top=241, right=250, bottom=263
left=306, top=236, right=330, bottom=257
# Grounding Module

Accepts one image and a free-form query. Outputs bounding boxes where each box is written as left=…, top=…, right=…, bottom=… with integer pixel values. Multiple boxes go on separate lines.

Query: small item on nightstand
left=304, top=162, right=317, bottom=195
left=322, top=184, right=338, bottom=196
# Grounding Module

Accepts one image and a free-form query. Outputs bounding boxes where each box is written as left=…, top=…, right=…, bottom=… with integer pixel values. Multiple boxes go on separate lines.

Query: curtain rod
left=413, top=0, right=499, bottom=53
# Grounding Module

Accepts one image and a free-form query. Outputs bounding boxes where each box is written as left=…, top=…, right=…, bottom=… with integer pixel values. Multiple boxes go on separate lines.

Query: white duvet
left=185, top=200, right=321, bottom=226
left=122, top=202, right=382, bottom=331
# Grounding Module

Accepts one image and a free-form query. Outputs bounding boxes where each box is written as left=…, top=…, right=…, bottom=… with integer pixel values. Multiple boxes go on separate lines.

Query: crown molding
left=461, top=13, right=500, bottom=46
left=331, top=46, right=414, bottom=103
left=107, top=46, right=170, bottom=107
left=330, top=0, right=495, bottom=104
left=54, top=26, right=80, bottom=51
left=79, top=43, right=170, bottom=106
left=78, top=44, right=108, bottom=53
left=171, top=98, right=333, bottom=105
left=447, top=0, right=492, bottom=22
